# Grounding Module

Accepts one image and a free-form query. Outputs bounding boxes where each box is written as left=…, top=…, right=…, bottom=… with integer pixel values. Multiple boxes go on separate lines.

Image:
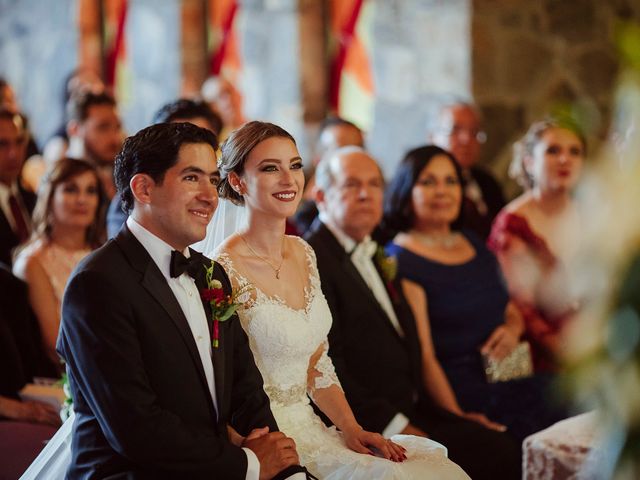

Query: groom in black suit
left=58, top=123, right=301, bottom=479
left=305, top=146, right=521, bottom=480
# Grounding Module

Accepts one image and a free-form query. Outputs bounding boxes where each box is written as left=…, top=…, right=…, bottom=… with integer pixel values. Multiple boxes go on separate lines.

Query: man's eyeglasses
left=444, top=126, right=487, bottom=144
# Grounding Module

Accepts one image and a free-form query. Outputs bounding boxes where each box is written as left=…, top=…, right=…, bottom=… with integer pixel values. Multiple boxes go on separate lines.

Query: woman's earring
left=229, top=174, right=244, bottom=195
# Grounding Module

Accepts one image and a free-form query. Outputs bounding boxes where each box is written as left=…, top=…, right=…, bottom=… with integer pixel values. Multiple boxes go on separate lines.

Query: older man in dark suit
left=305, top=146, right=520, bottom=480
left=0, top=110, right=35, bottom=267
left=58, top=123, right=303, bottom=479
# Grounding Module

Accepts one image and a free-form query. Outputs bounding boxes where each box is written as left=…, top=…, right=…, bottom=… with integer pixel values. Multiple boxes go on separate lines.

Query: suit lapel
left=115, top=228, right=215, bottom=416
left=314, top=222, right=404, bottom=340
left=192, top=251, right=227, bottom=417
left=0, top=208, right=19, bottom=245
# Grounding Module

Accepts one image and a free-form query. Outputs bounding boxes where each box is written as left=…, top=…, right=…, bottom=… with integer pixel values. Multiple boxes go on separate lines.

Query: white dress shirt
left=126, top=217, right=260, bottom=480
left=320, top=217, right=410, bottom=436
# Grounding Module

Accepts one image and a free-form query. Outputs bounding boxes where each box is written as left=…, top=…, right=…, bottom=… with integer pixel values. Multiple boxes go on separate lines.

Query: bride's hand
left=342, top=426, right=406, bottom=462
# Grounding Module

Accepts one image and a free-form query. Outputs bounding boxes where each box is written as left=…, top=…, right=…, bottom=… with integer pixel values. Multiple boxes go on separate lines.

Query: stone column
left=180, top=0, right=208, bottom=97
left=78, top=0, right=103, bottom=78
left=237, top=0, right=309, bottom=156
left=367, top=0, right=472, bottom=176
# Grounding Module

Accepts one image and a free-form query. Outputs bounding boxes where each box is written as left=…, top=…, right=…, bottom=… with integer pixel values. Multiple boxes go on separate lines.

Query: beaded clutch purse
left=482, top=341, right=534, bottom=383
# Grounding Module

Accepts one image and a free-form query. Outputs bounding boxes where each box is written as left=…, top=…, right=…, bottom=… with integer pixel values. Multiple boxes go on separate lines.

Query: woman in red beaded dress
left=488, top=119, right=585, bottom=372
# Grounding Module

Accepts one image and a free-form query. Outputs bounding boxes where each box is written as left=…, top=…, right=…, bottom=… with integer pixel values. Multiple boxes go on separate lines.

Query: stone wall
left=2, top=0, right=638, bottom=176
left=472, top=0, right=640, bottom=196
left=238, top=0, right=307, bottom=156
left=367, top=0, right=472, bottom=177
left=120, top=0, right=181, bottom=134
left=0, top=0, right=77, bottom=146
left=0, top=0, right=181, bottom=143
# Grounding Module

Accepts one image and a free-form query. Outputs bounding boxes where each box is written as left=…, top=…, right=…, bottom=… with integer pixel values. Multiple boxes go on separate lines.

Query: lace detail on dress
left=215, top=236, right=338, bottom=408
left=214, top=237, right=469, bottom=480
left=215, top=236, right=319, bottom=314
left=308, top=340, right=341, bottom=398
left=523, top=412, right=599, bottom=480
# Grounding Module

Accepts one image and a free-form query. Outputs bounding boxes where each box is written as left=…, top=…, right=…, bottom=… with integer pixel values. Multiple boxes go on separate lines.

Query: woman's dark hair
left=114, top=122, right=218, bottom=213
left=383, top=145, right=465, bottom=236
left=31, top=157, right=107, bottom=248
left=218, top=121, right=296, bottom=206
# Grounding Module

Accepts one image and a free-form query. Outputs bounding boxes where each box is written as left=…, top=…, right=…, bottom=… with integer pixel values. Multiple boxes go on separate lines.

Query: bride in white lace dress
left=206, top=121, right=469, bottom=479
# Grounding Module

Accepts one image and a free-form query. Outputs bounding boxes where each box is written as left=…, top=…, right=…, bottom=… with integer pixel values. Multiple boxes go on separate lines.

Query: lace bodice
left=214, top=236, right=468, bottom=480
left=215, top=236, right=341, bottom=408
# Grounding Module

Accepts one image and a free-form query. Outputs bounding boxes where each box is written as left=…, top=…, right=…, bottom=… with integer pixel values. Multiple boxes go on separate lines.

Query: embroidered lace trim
left=264, top=384, right=308, bottom=407
left=308, top=340, right=342, bottom=399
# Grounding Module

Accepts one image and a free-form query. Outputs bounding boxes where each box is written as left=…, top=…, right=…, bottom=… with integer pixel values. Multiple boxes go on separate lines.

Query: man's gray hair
left=315, top=145, right=369, bottom=192
left=425, top=95, right=481, bottom=136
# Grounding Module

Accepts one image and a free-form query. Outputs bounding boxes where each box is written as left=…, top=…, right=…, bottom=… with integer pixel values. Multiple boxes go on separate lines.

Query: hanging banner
left=329, top=0, right=374, bottom=129
left=208, top=0, right=241, bottom=83
left=104, top=0, right=130, bottom=103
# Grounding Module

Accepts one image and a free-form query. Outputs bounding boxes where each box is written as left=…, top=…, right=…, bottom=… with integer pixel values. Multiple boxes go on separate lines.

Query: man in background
left=201, top=75, right=245, bottom=140
left=429, top=100, right=505, bottom=239
left=67, top=90, right=124, bottom=200
left=293, top=116, right=365, bottom=235
left=0, top=110, right=35, bottom=267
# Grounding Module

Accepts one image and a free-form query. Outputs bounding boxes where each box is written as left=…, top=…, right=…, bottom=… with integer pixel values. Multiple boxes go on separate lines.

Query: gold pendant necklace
left=241, top=235, right=285, bottom=279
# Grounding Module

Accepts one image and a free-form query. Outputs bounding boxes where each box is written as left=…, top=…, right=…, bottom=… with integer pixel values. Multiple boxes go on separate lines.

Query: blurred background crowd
left=2, top=0, right=640, bottom=478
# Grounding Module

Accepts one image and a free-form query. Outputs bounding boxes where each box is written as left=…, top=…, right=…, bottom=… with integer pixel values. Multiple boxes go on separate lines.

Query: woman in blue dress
left=383, top=145, right=566, bottom=443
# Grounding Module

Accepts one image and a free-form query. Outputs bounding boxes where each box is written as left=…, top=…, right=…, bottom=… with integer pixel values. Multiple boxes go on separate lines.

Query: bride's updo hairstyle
left=510, top=117, right=586, bottom=189
left=218, top=121, right=296, bottom=205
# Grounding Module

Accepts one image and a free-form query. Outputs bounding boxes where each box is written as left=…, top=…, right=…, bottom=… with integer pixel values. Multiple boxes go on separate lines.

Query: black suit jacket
left=57, top=226, right=277, bottom=479
left=0, top=264, right=57, bottom=399
left=462, top=167, right=506, bottom=240
left=305, top=221, right=425, bottom=433
left=0, top=185, right=36, bottom=267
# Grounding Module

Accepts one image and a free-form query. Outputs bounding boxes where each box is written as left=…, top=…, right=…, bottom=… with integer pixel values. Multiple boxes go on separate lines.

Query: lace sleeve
left=212, top=251, right=256, bottom=308
left=307, top=340, right=342, bottom=399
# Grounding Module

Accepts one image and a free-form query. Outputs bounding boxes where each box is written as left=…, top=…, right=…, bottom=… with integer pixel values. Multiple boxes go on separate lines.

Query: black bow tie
left=170, top=249, right=202, bottom=279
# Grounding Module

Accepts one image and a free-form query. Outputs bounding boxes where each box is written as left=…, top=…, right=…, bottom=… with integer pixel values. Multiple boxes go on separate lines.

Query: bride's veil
left=192, top=198, right=248, bottom=257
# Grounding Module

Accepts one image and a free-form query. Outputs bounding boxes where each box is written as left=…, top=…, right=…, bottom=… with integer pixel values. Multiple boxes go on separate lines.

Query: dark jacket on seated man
left=305, top=219, right=521, bottom=480
left=0, top=183, right=36, bottom=267
left=0, top=264, right=58, bottom=400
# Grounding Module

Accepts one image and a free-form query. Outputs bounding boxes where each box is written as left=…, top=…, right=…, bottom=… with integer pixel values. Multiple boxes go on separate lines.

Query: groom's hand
left=244, top=431, right=299, bottom=480
left=244, top=426, right=270, bottom=442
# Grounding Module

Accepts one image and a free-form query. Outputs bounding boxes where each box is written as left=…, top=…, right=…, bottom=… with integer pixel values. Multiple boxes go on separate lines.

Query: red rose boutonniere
left=374, top=246, right=399, bottom=302
left=201, top=260, right=251, bottom=348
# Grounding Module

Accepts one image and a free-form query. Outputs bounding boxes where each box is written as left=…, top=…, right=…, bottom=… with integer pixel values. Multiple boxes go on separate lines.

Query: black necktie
left=170, top=250, right=202, bottom=279
left=8, top=193, right=29, bottom=242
